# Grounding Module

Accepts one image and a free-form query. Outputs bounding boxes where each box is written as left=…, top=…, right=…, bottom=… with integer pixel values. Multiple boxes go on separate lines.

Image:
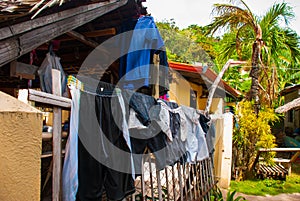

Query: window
left=190, top=90, right=197, bottom=108
left=288, top=110, right=294, bottom=123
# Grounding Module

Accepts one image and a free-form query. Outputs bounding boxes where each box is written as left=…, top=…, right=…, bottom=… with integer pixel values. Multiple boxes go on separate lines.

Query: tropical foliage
left=156, top=20, right=215, bottom=67
left=211, top=187, right=247, bottom=201
left=207, top=0, right=300, bottom=108
left=155, top=0, right=300, bottom=183
left=233, top=101, right=278, bottom=180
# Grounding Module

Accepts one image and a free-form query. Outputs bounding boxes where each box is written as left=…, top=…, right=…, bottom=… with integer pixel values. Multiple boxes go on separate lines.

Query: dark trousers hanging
left=77, top=83, right=135, bottom=201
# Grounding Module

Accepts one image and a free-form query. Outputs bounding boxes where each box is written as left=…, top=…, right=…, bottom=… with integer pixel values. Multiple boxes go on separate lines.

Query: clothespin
left=67, top=75, right=84, bottom=91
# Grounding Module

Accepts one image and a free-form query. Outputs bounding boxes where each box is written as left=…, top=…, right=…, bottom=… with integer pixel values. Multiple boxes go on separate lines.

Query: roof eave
left=168, top=61, right=241, bottom=98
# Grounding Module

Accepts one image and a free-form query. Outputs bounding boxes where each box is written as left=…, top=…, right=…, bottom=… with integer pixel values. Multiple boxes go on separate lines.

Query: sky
left=143, top=0, right=300, bottom=35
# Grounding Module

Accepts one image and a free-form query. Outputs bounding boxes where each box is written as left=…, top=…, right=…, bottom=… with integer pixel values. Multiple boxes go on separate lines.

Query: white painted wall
left=213, top=112, right=233, bottom=189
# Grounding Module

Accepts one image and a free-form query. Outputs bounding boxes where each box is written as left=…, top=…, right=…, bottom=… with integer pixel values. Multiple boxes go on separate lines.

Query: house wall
left=169, top=71, right=225, bottom=113
left=0, top=91, right=42, bottom=201
left=168, top=73, right=191, bottom=106
left=46, top=110, right=69, bottom=126
left=284, top=90, right=300, bottom=132
left=199, top=98, right=224, bottom=114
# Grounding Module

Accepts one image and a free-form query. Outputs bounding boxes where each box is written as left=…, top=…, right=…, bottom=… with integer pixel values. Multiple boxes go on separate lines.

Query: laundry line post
left=153, top=54, right=160, bottom=99
left=204, top=60, right=245, bottom=189
left=52, top=69, right=62, bottom=201
left=204, top=59, right=246, bottom=114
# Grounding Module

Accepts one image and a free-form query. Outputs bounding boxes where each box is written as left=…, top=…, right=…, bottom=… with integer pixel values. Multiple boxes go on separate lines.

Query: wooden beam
left=10, top=61, right=38, bottom=79
left=59, top=28, right=116, bottom=41
left=28, top=89, right=71, bottom=108
left=290, top=151, right=300, bottom=163
left=29, top=94, right=72, bottom=108
left=41, top=149, right=66, bottom=159
left=42, top=131, right=68, bottom=140
left=66, top=30, right=99, bottom=48
left=0, top=38, right=19, bottom=67
left=0, top=0, right=128, bottom=67
left=83, top=28, right=116, bottom=37
left=0, top=1, right=120, bottom=41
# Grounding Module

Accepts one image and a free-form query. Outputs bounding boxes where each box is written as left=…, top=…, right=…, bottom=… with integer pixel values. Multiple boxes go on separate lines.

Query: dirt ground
left=221, top=189, right=300, bottom=201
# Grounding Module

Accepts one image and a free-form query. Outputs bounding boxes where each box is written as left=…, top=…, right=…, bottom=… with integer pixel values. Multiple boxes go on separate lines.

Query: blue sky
left=144, top=0, right=300, bottom=35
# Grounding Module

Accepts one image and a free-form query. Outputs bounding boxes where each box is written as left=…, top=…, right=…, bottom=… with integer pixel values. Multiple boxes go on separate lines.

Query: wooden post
left=164, top=167, right=170, bottom=201
left=141, top=156, right=146, bottom=201
left=148, top=156, right=154, bottom=200
left=52, top=69, right=62, bottom=201
left=156, top=169, right=162, bottom=201
left=153, top=54, right=160, bottom=99
left=177, top=163, right=183, bottom=201
left=171, top=165, right=176, bottom=200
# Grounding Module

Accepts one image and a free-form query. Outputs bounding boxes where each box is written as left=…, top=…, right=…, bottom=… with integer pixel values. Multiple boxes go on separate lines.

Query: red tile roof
left=168, top=61, right=241, bottom=98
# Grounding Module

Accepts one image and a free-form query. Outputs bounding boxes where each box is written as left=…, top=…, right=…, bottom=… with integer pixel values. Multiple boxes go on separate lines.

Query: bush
left=233, top=101, right=278, bottom=180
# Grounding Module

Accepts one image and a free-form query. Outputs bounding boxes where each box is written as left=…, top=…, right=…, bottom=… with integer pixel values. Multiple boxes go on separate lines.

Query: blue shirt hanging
left=122, top=16, right=165, bottom=89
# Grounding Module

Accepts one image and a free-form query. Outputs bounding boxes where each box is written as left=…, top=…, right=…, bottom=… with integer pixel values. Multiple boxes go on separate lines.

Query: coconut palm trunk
left=250, top=25, right=263, bottom=114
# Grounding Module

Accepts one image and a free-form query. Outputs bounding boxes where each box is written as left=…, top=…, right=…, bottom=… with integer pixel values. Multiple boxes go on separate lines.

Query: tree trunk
left=250, top=25, right=263, bottom=115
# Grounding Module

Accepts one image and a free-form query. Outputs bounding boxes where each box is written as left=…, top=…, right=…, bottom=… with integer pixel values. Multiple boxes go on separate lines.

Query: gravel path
left=221, top=189, right=300, bottom=201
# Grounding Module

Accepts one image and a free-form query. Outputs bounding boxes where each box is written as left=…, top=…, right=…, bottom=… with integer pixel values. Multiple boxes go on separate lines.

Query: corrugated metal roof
left=275, top=97, right=300, bottom=113
left=279, top=84, right=300, bottom=96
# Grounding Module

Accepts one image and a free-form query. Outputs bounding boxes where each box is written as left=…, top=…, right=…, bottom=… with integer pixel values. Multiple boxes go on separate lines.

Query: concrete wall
left=169, top=72, right=191, bottom=106
left=213, top=113, right=233, bottom=189
left=0, top=91, right=42, bottom=201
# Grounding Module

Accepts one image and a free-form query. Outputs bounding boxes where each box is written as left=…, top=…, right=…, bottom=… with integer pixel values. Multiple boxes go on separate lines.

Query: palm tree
left=207, top=0, right=298, bottom=113
left=259, top=5, right=300, bottom=106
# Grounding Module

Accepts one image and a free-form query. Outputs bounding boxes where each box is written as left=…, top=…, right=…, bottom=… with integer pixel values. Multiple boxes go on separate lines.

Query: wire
left=212, top=65, right=300, bottom=71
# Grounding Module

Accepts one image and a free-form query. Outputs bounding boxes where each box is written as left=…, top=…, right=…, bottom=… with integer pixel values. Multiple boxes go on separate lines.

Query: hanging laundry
left=158, top=100, right=187, bottom=141
left=155, top=50, right=170, bottom=96
left=64, top=79, right=135, bottom=201
left=206, top=120, right=216, bottom=163
left=63, top=76, right=213, bottom=200
left=197, top=111, right=216, bottom=162
left=123, top=90, right=168, bottom=172
left=120, top=16, right=166, bottom=90
left=118, top=18, right=138, bottom=79
left=62, top=85, right=80, bottom=201
left=182, top=106, right=209, bottom=161
left=181, top=106, right=199, bottom=163
left=37, top=52, right=67, bottom=95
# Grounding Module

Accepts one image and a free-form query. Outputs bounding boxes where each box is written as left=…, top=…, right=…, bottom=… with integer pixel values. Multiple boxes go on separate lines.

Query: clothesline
left=64, top=75, right=216, bottom=201
left=67, top=75, right=121, bottom=97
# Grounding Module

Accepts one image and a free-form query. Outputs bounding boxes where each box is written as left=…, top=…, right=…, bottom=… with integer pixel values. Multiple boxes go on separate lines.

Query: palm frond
left=260, top=3, right=294, bottom=29
left=207, top=2, right=256, bottom=35
left=283, top=28, right=300, bottom=64
left=285, top=70, right=300, bottom=85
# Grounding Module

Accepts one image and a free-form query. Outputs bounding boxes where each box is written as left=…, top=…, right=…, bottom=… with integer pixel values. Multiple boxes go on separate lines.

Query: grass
left=229, top=163, right=300, bottom=196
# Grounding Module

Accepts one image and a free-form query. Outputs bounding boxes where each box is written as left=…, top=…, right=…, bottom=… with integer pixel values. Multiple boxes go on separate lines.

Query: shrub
left=233, top=101, right=278, bottom=180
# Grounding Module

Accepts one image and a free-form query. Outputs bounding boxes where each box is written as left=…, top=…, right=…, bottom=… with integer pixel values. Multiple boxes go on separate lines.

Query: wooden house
left=276, top=84, right=300, bottom=133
